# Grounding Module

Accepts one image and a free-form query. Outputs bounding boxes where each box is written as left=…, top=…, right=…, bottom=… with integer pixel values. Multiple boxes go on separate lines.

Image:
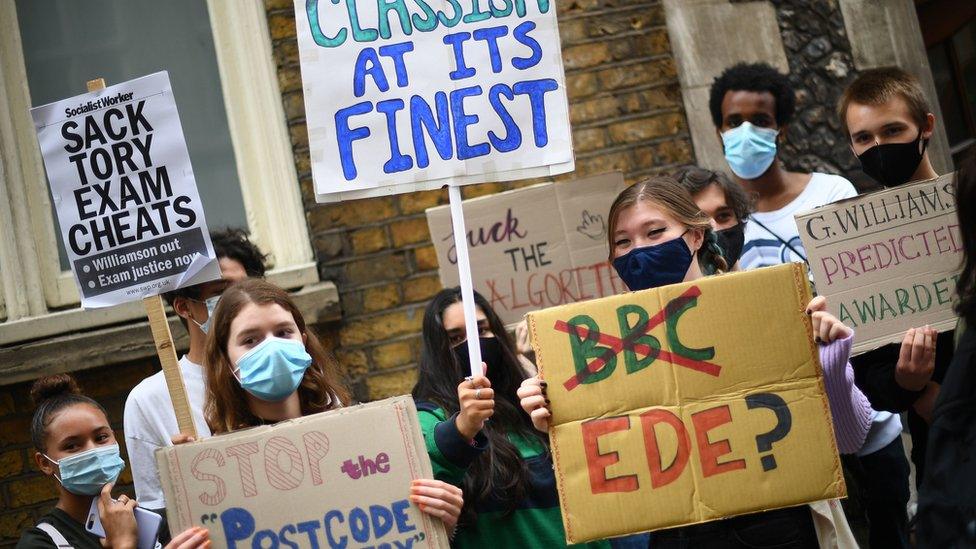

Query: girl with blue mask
left=520, top=177, right=876, bottom=549
left=20, top=374, right=210, bottom=549
left=190, top=279, right=466, bottom=532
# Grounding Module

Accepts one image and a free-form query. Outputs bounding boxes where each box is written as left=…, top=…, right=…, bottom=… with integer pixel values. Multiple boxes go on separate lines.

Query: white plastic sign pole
left=448, top=186, right=484, bottom=378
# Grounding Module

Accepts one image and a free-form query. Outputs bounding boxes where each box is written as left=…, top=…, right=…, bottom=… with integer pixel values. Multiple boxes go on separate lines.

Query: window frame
left=0, top=0, right=317, bottom=345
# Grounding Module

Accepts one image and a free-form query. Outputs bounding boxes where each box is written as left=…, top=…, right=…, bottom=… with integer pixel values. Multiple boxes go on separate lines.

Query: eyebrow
left=446, top=319, right=489, bottom=333
left=236, top=321, right=294, bottom=338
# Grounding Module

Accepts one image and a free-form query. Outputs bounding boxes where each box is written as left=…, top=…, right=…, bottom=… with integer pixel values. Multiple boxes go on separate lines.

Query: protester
left=709, top=62, right=857, bottom=270
left=124, top=228, right=267, bottom=516
left=519, top=177, right=870, bottom=547
left=412, top=288, right=612, bottom=548
left=838, top=67, right=952, bottom=544
left=671, top=166, right=753, bottom=269
left=182, top=279, right=464, bottom=530
left=915, top=152, right=976, bottom=548
left=17, top=374, right=209, bottom=549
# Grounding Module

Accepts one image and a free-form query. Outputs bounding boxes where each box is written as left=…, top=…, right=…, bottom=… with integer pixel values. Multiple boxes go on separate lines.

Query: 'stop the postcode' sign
left=30, top=72, right=220, bottom=309
left=294, top=1, right=574, bottom=203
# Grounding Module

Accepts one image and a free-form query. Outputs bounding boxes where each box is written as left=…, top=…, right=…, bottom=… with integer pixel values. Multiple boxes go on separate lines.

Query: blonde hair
left=607, top=176, right=729, bottom=273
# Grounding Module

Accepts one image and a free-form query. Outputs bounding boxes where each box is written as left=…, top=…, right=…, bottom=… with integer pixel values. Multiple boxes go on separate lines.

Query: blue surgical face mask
left=234, top=337, right=312, bottom=402
left=190, top=295, right=221, bottom=335
left=44, top=444, right=125, bottom=496
left=612, top=232, right=694, bottom=291
left=722, top=122, right=779, bottom=179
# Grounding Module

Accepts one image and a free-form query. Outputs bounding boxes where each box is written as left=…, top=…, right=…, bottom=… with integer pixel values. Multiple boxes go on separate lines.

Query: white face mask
left=189, top=295, right=221, bottom=334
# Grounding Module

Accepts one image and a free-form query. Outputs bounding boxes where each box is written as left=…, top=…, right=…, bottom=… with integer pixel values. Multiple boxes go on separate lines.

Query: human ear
left=687, top=228, right=705, bottom=253
left=922, top=113, right=936, bottom=139
left=34, top=452, right=56, bottom=477
left=172, top=297, right=193, bottom=321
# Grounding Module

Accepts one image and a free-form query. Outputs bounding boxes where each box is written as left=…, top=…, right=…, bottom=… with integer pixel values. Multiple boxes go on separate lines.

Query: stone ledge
left=0, top=282, right=340, bottom=387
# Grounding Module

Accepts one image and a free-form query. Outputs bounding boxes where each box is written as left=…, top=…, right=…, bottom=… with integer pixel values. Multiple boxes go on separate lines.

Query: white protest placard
left=30, top=72, right=220, bottom=308
left=795, top=175, right=961, bottom=354
left=294, top=1, right=574, bottom=203
left=426, top=173, right=629, bottom=325
left=158, top=397, right=449, bottom=549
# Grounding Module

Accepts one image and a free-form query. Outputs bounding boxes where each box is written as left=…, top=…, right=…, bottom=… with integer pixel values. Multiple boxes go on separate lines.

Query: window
left=919, top=2, right=976, bottom=166
left=0, top=0, right=317, bottom=344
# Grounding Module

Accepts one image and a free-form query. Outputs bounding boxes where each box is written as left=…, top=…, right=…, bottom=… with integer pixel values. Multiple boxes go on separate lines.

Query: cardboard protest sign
left=426, top=173, right=629, bottom=325
left=527, top=264, right=845, bottom=542
left=294, top=1, right=574, bottom=202
left=795, top=175, right=960, bottom=354
left=30, top=72, right=220, bottom=308
left=158, top=396, right=449, bottom=549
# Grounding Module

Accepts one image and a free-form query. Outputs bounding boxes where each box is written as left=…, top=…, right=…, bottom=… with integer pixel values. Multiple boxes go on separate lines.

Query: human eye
left=647, top=227, right=666, bottom=238
left=614, top=238, right=631, bottom=248
left=275, top=328, right=294, bottom=338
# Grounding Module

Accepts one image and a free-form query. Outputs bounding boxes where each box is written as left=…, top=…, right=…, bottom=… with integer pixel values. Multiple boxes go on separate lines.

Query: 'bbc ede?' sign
left=528, top=264, right=845, bottom=542
left=30, top=72, right=219, bottom=308
left=294, top=1, right=574, bottom=202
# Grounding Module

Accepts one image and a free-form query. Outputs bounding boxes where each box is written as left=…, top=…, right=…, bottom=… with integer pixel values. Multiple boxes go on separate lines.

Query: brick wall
left=267, top=0, right=695, bottom=402
left=0, top=2, right=694, bottom=544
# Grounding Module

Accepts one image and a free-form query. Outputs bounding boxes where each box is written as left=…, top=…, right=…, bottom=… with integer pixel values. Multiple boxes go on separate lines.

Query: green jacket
left=416, top=403, right=611, bottom=549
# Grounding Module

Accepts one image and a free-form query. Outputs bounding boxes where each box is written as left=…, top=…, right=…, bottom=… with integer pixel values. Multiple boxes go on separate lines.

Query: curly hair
left=709, top=62, right=796, bottom=128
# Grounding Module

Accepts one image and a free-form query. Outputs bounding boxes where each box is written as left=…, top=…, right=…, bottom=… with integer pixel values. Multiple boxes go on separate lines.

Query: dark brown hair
left=607, top=176, right=729, bottom=273
left=204, top=279, right=349, bottom=433
left=29, top=374, right=106, bottom=452
left=839, top=67, right=931, bottom=137
left=671, top=166, right=755, bottom=222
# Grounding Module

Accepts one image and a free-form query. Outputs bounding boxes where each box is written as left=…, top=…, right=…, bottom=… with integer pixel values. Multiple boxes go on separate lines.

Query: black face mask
left=453, top=337, right=505, bottom=380
left=716, top=222, right=746, bottom=267
left=857, top=133, right=928, bottom=187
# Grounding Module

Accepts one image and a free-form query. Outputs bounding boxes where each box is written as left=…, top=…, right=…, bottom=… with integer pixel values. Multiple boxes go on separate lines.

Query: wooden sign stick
left=86, top=78, right=198, bottom=438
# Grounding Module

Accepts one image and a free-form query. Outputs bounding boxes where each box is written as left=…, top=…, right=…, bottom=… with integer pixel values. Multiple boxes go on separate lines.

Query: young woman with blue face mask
left=519, top=177, right=874, bottom=548
left=18, top=374, right=209, bottom=549
left=193, top=279, right=464, bottom=529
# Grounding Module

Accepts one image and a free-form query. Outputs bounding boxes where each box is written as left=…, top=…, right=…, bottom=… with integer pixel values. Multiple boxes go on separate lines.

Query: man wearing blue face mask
left=122, top=229, right=267, bottom=530
left=709, top=63, right=858, bottom=271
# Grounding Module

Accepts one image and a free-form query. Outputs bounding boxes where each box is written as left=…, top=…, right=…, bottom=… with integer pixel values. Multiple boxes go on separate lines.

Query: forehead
left=442, top=302, right=486, bottom=331
left=615, top=200, right=677, bottom=231
left=721, top=90, right=776, bottom=117
left=693, top=183, right=729, bottom=209
left=229, top=302, right=296, bottom=334
left=845, top=96, right=917, bottom=132
left=219, top=258, right=248, bottom=282
left=46, top=403, right=109, bottom=439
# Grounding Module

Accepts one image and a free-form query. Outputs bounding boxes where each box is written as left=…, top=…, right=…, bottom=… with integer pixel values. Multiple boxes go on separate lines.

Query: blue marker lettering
left=473, top=26, right=509, bottom=73
left=443, top=32, right=475, bottom=80
left=410, top=93, right=453, bottom=168
left=353, top=48, right=390, bottom=98
left=514, top=79, right=558, bottom=147
left=378, top=42, right=414, bottom=88
left=335, top=102, right=373, bottom=180
left=488, top=84, right=522, bottom=152
left=376, top=99, right=414, bottom=174
left=451, top=86, right=490, bottom=160
left=512, top=21, right=542, bottom=70
left=221, top=508, right=255, bottom=549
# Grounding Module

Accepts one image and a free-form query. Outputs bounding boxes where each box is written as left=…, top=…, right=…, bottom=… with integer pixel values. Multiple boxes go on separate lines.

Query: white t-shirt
left=123, top=356, right=211, bottom=508
left=741, top=173, right=857, bottom=270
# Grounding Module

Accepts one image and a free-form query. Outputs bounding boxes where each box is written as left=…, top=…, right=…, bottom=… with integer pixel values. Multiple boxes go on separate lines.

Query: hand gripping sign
left=294, top=1, right=575, bottom=376
left=158, top=397, right=450, bottom=549
left=526, top=264, right=845, bottom=543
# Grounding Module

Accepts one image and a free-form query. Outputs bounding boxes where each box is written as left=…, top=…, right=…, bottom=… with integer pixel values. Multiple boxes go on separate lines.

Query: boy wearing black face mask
left=839, top=66, right=953, bottom=541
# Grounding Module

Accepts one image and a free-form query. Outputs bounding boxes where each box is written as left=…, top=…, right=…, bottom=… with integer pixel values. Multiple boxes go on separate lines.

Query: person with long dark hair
left=915, top=152, right=976, bottom=547
left=412, top=288, right=610, bottom=548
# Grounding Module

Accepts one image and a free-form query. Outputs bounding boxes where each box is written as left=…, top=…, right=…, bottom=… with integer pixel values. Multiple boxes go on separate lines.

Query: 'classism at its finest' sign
left=528, top=264, right=845, bottom=543
left=30, top=72, right=220, bottom=308
left=294, top=1, right=574, bottom=202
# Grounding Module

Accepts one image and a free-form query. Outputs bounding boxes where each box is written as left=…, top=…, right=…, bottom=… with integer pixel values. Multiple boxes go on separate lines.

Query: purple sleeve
left=819, top=333, right=874, bottom=454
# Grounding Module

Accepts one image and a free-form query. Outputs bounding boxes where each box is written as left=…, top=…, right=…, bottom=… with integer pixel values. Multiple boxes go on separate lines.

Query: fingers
left=810, top=311, right=823, bottom=343
left=410, top=480, right=464, bottom=508
left=520, top=394, right=548, bottom=412
left=98, top=482, right=114, bottom=512
left=910, top=325, right=927, bottom=365
left=806, top=296, right=827, bottom=314
left=828, top=320, right=851, bottom=342
left=530, top=407, right=552, bottom=432
left=460, top=376, right=491, bottom=390
left=171, top=434, right=196, bottom=446
left=898, top=328, right=916, bottom=367
left=166, top=527, right=210, bottom=549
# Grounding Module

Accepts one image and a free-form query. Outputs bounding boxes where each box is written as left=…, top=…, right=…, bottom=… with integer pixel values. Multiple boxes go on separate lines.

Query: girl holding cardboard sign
left=17, top=374, right=210, bottom=549
left=412, top=288, right=613, bottom=548
left=518, top=177, right=872, bottom=548
left=186, top=279, right=464, bottom=529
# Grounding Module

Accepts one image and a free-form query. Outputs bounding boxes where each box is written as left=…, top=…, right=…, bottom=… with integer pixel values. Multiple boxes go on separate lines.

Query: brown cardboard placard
left=527, top=264, right=845, bottom=543
left=426, top=172, right=629, bottom=325
left=158, top=397, right=449, bottom=549
left=794, top=175, right=960, bottom=354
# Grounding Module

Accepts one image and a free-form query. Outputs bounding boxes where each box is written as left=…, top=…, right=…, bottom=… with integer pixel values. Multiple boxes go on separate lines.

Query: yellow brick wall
left=0, top=3, right=694, bottom=544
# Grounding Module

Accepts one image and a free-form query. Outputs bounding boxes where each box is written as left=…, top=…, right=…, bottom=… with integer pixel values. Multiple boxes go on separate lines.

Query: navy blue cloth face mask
left=612, top=232, right=694, bottom=291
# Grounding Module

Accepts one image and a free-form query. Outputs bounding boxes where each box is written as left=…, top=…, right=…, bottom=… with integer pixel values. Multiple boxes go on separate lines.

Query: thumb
left=98, top=482, right=114, bottom=511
